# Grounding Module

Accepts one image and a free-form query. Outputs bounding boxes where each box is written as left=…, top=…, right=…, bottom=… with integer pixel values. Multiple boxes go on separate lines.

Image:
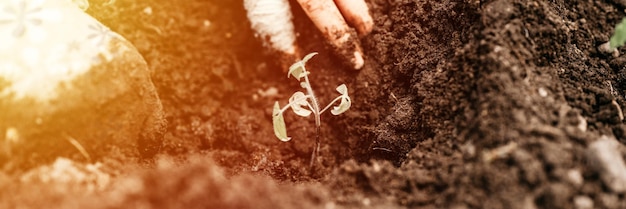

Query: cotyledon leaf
left=273, top=101, right=291, bottom=142
left=331, top=84, right=351, bottom=115
left=300, top=52, right=318, bottom=63
left=289, top=92, right=312, bottom=117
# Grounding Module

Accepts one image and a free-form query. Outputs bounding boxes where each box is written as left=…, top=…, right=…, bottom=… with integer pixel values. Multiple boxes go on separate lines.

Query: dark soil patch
left=4, top=0, right=626, bottom=208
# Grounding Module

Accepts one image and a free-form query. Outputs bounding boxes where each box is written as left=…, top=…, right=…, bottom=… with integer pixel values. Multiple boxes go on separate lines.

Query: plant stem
left=320, top=96, right=343, bottom=114
left=302, top=71, right=321, bottom=126
left=309, top=125, right=320, bottom=172
left=302, top=66, right=321, bottom=171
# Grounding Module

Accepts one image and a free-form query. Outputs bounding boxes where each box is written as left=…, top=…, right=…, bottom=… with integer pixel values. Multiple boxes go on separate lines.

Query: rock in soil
left=0, top=0, right=166, bottom=169
left=586, top=135, right=626, bottom=193
left=573, top=195, right=594, bottom=209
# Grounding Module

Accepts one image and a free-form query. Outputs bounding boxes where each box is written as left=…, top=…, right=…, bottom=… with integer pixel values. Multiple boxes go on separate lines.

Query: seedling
left=272, top=52, right=351, bottom=169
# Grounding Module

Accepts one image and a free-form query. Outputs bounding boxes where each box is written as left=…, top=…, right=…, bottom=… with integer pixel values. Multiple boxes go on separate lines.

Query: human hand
left=244, top=0, right=373, bottom=70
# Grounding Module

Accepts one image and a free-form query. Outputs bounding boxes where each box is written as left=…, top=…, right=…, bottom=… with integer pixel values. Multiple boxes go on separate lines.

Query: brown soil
left=3, top=0, right=626, bottom=208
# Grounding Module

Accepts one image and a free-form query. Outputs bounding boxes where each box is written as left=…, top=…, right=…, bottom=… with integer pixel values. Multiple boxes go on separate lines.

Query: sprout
left=272, top=52, right=352, bottom=170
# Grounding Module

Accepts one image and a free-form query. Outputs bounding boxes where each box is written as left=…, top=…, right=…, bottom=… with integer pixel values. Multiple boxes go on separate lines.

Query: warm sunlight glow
left=0, top=0, right=118, bottom=102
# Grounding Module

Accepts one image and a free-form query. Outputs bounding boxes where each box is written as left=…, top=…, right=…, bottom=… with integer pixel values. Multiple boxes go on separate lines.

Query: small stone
left=586, top=135, right=626, bottom=192
left=577, top=115, right=587, bottom=132
left=538, top=87, right=548, bottom=97
left=573, top=195, right=593, bottom=209
left=461, top=142, right=476, bottom=159
left=566, top=169, right=584, bottom=188
left=598, top=42, right=620, bottom=57
left=362, top=198, right=370, bottom=206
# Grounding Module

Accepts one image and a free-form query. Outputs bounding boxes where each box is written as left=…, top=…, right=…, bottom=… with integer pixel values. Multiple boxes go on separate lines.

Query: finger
left=334, top=0, right=374, bottom=36
left=244, top=0, right=298, bottom=56
left=296, top=0, right=365, bottom=69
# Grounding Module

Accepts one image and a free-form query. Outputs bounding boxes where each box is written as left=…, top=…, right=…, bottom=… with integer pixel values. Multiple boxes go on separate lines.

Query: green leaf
left=289, top=92, right=312, bottom=117
left=288, top=52, right=318, bottom=81
left=272, top=102, right=291, bottom=142
left=611, top=18, right=626, bottom=49
left=331, top=84, right=351, bottom=115
left=335, top=84, right=348, bottom=95
left=288, top=63, right=306, bottom=81
left=301, top=52, right=318, bottom=63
